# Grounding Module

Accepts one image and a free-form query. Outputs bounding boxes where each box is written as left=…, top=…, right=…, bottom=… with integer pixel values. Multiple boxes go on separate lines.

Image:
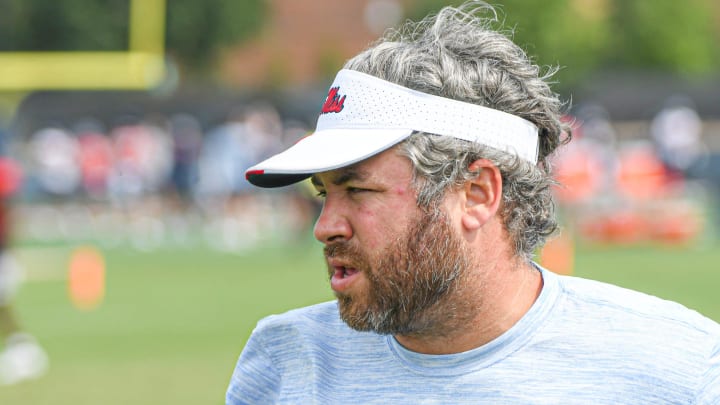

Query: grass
left=1, top=237, right=719, bottom=404
left=1, top=239, right=332, bottom=404
left=573, top=243, right=720, bottom=320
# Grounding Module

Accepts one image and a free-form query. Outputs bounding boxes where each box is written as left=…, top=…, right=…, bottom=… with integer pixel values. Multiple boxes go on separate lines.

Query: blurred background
left=0, top=0, right=719, bottom=403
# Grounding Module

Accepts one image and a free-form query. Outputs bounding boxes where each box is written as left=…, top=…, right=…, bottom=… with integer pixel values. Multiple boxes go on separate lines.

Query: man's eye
left=347, top=187, right=369, bottom=194
left=315, top=190, right=327, bottom=198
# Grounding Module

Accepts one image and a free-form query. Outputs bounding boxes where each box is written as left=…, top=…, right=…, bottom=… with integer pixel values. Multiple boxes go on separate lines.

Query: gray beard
left=325, top=210, right=476, bottom=337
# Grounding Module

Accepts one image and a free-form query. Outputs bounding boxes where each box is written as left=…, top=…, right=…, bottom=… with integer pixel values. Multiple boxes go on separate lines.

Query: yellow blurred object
left=0, top=0, right=166, bottom=90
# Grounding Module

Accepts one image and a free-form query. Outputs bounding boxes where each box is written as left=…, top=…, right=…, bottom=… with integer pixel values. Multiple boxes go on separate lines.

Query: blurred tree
left=0, top=0, right=266, bottom=74
left=0, top=0, right=129, bottom=51
left=492, top=0, right=613, bottom=91
left=165, top=0, right=266, bottom=74
left=405, top=0, right=720, bottom=91
left=610, top=0, right=719, bottom=75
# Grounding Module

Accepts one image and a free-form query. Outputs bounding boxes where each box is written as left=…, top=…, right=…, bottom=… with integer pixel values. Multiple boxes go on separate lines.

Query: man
left=227, top=3, right=720, bottom=403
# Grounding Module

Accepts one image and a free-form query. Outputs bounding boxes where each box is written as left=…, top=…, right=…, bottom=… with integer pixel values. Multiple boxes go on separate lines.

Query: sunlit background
left=0, top=0, right=719, bottom=403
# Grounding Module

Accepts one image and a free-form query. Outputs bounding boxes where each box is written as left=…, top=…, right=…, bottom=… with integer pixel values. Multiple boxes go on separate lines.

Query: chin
left=337, top=295, right=374, bottom=331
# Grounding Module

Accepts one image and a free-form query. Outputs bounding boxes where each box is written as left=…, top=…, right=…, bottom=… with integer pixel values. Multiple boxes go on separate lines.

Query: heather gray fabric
left=227, top=267, right=720, bottom=404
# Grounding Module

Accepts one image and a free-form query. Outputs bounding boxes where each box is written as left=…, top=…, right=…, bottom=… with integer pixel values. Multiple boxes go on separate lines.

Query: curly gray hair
left=343, top=2, right=570, bottom=260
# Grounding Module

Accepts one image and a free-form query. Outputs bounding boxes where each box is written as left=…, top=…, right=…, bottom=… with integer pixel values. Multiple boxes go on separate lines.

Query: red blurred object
left=553, top=145, right=604, bottom=204
left=616, top=145, right=670, bottom=200
left=647, top=203, right=702, bottom=244
left=0, top=157, right=23, bottom=198
left=580, top=210, right=646, bottom=244
left=77, top=132, right=114, bottom=197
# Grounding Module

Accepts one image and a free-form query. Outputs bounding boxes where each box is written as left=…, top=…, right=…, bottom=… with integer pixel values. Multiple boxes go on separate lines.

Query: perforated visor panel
left=245, top=69, right=539, bottom=188
left=316, top=70, right=539, bottom=163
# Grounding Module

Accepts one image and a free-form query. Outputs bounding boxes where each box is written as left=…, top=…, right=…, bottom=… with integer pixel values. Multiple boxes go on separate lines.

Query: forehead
left=311, top=148, right=412, bottom=187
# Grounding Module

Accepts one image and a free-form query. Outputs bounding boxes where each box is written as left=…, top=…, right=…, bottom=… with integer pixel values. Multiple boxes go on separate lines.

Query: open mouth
left=330, top=265, right=361, bottom=292
left=336, top=266, right=359, bottom=279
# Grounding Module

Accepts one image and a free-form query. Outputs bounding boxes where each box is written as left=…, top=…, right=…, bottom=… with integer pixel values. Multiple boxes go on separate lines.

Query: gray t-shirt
left=226, top=267, right=720, bottom=404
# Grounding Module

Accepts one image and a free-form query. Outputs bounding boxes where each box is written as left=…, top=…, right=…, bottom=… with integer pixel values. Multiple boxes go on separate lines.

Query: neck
left=394, top=248, right=543, bottom=355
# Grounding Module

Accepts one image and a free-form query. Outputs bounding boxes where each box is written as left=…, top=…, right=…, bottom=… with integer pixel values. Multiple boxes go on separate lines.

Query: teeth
left=336, top=266, right=357, bottom=279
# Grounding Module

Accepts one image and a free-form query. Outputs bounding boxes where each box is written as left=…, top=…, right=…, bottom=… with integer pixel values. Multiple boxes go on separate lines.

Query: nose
left=313, top=197, right=352, bottom=244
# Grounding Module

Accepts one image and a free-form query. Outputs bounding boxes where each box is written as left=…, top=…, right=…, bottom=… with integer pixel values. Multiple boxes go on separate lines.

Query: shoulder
left=249, top=300, right=373, bottom=357
left=227, top=302, right=343, bottom=404
left=535, top=271, right=720, bottom=398
left=556, top=273, right=719, bottom=335
left=253, top=300, right=344, bottom=338
left=242, top=300, right=389, bottom=380
left=549, top=272, right=720, bottom=365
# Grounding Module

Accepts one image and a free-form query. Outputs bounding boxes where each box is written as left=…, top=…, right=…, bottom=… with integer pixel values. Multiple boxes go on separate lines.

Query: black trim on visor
left=246, top=172, right=312, bottom=188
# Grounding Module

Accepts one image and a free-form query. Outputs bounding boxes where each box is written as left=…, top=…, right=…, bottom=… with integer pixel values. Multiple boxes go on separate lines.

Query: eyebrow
left=311, top=167, right=369, bottom=188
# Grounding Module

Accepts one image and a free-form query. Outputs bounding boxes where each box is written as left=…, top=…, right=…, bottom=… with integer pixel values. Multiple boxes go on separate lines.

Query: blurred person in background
left=197, top=103, right=282, bottom=202
left=168, top=113, right=203, bottom=206
left=194, top=107, right=249, bottom=251
left=74, top=119, right=115, bottom=201
left=195, top=104, right=287, bottom=251
left=652, top=96, right=720, bottom=236
left=651, top=95, right=705, bottom=179
left=196, top=107, right=250, bottom=207
left=551, top=105, right=619, bottom=206
left=28, top=127, right=81, bottom=200
left=107, top=118, right=173, bottom=204
left=0, top=124, right=48, bottom=385
left=227, top=2, right=720, bottom=403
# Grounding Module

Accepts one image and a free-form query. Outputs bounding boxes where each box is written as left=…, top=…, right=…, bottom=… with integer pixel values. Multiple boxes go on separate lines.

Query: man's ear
left=461, top=159, right=502, bottom=231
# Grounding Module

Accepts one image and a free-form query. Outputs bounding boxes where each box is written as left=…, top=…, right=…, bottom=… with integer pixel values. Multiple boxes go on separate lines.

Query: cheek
left=355, top=207, right=384, bottom=251
left=393, top=186, right=407, bottom=197
left=367, top=212, right=415, bottom=251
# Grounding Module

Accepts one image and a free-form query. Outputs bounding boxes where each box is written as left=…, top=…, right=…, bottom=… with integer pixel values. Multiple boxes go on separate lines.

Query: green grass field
left=1, top=237, right=719, bottom=404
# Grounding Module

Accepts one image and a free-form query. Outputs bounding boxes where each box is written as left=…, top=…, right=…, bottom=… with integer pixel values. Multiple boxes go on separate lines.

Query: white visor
left=246, top=69, right=539, bottom=188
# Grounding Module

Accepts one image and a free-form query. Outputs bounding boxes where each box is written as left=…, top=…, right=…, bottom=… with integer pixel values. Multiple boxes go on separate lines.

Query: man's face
left=312, top=149, right=473, bottom=335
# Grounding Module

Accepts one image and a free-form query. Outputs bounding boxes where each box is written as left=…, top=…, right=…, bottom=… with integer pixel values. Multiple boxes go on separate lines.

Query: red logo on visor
left=320, top=86, right=345, bottom=114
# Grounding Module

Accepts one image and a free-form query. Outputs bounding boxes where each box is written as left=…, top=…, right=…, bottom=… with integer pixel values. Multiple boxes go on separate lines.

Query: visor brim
left=245, top=128, right=412, bottom=188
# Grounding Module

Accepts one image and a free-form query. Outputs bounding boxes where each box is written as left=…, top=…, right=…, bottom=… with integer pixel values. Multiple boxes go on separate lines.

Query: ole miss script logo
left=320, top=86, right=345, bottom=114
